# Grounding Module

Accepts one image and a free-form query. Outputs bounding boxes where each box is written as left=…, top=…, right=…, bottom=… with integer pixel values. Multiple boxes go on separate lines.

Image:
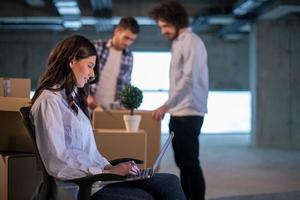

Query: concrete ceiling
left=0, top=0, right=299, bottom=39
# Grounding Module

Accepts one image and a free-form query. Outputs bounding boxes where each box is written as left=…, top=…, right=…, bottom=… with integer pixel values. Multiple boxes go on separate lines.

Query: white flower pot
left=123, top=115, right=141, bottom=132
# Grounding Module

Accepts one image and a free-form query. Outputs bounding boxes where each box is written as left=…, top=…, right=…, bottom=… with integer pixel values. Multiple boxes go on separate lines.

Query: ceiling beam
left=259, top=0, right=300, bottom=19
left=53, top=0, right=82, bottom=29
left=90, top=0, right=112, bottom=18
left=25, top=0, right=45, bottom=7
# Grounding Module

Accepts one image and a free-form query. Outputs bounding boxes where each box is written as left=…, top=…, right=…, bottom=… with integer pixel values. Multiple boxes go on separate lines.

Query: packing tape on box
left=3, top=78, right=11, bottom=97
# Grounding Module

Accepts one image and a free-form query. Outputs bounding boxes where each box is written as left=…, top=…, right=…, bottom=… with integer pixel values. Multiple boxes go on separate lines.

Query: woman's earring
left=70, top=63, right=73, bottom=69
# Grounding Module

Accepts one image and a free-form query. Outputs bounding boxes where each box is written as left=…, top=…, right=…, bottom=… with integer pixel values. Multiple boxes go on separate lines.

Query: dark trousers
left=169, top=116, right=205, bottom=200
left=91, top=173, right=186, bottom=200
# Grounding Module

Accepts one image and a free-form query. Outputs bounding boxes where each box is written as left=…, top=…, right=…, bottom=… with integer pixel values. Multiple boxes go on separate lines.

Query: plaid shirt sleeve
left=90, top=40, right=108, bottom=95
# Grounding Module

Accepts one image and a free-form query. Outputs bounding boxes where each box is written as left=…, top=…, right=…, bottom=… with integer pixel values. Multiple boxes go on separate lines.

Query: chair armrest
left=66, top=173, right=126, bottom=185
left=109, top=158, right=143, bottom=166
left=65, top=173, right=127, bottom=200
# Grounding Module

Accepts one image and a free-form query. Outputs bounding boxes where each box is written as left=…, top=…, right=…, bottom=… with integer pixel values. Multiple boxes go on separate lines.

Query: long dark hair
left=31, top=35, right=98, bottom=118
left=148, top=0, right=189, bottom=30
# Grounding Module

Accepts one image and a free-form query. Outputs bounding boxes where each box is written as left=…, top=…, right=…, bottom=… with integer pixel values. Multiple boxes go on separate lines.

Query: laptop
left=102, top=132, right=174, bottom=184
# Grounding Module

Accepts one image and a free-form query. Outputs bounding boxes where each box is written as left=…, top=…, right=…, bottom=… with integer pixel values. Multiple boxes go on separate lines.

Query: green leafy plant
left=120, top=85, right=143, bottom=115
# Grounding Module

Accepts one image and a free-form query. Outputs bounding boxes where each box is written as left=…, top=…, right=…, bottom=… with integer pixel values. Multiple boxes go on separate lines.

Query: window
left=131, top=52, right=170, bottom=91
left=202, top=91, right=251, bottom=134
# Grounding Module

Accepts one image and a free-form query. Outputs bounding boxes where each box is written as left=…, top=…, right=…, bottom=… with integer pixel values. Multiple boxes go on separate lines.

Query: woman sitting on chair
left=30, top=35, right=186, bottom=200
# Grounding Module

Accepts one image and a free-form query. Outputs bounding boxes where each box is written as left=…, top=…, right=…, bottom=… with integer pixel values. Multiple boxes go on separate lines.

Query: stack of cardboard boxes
left=0, top=78, right=42, bottom=200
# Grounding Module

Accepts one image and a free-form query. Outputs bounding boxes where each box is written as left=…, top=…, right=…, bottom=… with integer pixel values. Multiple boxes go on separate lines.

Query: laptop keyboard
left=140, top=168, right=151, bottom=178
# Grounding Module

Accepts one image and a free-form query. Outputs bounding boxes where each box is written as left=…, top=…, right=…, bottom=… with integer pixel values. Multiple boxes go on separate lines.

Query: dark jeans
left=169, top=116, right=206, bottom=200
left=91, top=173, right=186, bottom=200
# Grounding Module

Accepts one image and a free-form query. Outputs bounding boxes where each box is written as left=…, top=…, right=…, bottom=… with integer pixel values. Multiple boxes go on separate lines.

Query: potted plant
left=120, top=85, right=143, bottom=132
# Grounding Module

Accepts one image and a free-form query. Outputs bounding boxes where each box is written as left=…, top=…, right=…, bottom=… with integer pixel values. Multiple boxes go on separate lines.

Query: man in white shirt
left=149, top=1, right=209, bottom=200
left=88, top=17, right=139, bottom=110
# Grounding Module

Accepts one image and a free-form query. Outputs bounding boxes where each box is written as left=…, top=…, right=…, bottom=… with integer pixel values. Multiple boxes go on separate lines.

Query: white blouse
left=31, top=89, right=109, bottom=198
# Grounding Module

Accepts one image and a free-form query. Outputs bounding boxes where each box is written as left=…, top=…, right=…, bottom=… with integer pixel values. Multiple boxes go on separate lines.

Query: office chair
left=19, top=106, right=143, bottom=200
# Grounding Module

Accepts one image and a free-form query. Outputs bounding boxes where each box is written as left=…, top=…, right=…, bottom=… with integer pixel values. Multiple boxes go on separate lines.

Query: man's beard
left=166, top=28, right=179, bottom=41
left=111, top=38, right=124, bottom=51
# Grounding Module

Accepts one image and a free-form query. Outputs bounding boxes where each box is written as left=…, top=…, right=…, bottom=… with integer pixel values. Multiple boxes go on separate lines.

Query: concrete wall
left=250, top=19, right=300, bottom=148
left=0, top=27, right=249, bottom=91
left=205, top=36, right=249, bottom=90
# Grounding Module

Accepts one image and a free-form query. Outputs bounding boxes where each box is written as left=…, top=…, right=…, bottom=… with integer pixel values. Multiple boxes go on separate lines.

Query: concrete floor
left=159, top=134, right=300, bottom=200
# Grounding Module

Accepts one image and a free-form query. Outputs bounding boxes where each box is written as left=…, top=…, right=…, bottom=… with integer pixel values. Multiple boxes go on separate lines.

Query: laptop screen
left=152, top=132, right=174, bottom=171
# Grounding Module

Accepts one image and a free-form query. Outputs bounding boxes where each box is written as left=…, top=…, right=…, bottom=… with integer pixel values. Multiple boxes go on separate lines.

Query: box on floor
left=0, top=153, right=42, bottom=200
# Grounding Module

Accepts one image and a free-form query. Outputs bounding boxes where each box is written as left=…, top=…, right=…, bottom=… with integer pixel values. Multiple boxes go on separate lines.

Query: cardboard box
left=94, top=129, right=147, bottom=168
left=0, top=97, right=33, bottom=152
left=0, top=78, right=31, bottom=98
left=93, top=110, right=161, bottom=168
left=0, top=153, right=42, bottom=200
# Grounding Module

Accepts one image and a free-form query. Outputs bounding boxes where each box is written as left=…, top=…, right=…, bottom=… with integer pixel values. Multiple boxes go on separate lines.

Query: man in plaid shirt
left=88, top=17, right=140, bottom=110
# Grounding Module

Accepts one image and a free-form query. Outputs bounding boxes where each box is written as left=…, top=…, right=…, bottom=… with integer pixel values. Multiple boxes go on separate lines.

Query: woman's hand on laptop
left=129, top=161, right=140, bottom=175
left=104, top=161, right=140, bottom=176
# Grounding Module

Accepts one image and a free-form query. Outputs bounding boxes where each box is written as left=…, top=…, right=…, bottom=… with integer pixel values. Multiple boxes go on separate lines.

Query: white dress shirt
left=165, top=29, right=209, bottom=116
left=31, top=89, right=110, bottom=198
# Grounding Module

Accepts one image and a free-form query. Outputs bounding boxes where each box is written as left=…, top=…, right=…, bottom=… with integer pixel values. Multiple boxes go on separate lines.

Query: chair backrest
left=19, top=106, right=56, bottom=200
